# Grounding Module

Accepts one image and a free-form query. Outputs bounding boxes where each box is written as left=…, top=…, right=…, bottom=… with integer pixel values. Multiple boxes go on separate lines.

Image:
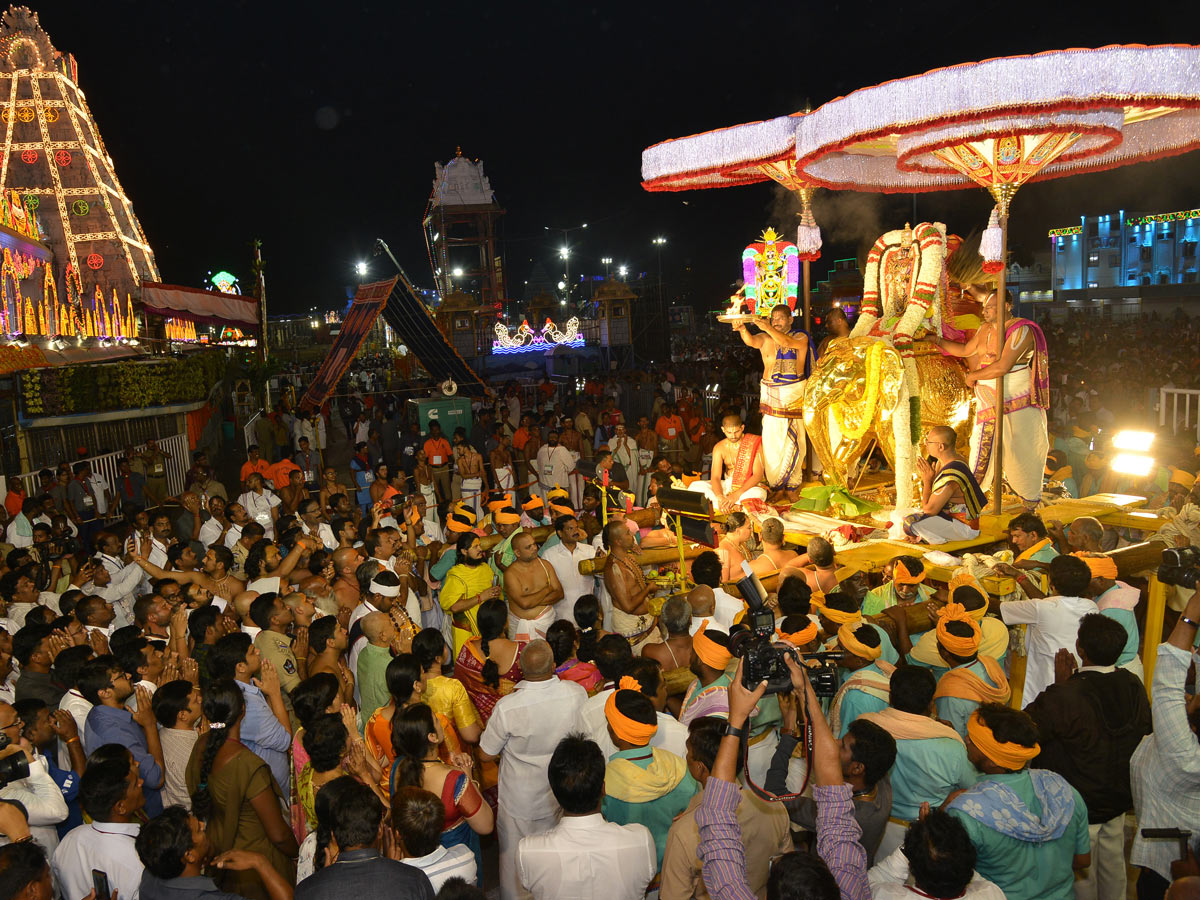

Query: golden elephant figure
left=803, top=336, right=975, bottom=496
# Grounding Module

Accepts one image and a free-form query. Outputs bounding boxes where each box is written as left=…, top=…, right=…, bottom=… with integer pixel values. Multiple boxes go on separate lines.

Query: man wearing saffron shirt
left=239, top=445, right=272, bottom=489
left=422, top=422, right=453, bottom=503
left=655, top=403, right=688, bottom=467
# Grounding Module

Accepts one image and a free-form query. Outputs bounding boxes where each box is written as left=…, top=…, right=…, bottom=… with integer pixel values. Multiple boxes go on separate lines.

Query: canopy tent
left=140, top=281, right=261, bottom=331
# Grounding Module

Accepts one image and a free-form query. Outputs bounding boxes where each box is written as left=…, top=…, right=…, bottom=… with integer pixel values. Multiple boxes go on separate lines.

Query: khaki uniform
left=254, top=630, right=300, bottom=725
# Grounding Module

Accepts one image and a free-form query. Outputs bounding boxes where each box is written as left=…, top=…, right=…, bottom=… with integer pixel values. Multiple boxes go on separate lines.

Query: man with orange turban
left=931, top=602, right=1011, bottom=738
left=679, top=623, right=733, bottom=726
left=908, top=575, right=1009, bottom=674
left=947, top=703, right=1091, bottom=900
left=828, top=622, right=895, bottom=738
left=1073, top=552, right=1143, bottom=680
left=862, top=556, right=935, bottom=617
left=602, top=676, right=698, bottom=869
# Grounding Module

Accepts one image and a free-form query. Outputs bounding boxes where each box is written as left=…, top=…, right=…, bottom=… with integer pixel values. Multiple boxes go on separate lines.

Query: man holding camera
left=0, top=701, right=67, bottom=854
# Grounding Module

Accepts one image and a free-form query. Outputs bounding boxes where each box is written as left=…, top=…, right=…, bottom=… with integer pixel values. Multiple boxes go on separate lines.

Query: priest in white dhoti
left=734, top=305, right=813, bottom=491
left=688, top=412, right=768, bottom=511
left=933, top=289, right=1050, bottom=509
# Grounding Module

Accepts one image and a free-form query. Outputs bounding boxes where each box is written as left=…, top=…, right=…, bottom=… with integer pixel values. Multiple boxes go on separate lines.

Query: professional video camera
left=729, top=562, right=842, bottom=697
left=1158, top=546, right=1199, bottom=590
left=0, top=727, right=30, bottom=789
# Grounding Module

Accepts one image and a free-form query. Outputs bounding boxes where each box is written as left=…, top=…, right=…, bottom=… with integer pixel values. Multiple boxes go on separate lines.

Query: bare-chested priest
left=502, top=531, right=564, bottom=641
left=688, top=411, right=767, bottom=511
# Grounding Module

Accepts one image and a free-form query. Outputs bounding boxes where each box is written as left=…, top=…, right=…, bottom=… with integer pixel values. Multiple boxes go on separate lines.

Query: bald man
left=906, top=425, right=987, bottom=544
left=356, top=610, right=398, bottom=724
left=480, top=639, right=587, bottom=900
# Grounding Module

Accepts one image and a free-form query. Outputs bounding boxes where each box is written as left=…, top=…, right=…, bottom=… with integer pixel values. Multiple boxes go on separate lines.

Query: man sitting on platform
left=905, top=426, right=988, bottom=544
left=687, top=412, right=767, bottom=512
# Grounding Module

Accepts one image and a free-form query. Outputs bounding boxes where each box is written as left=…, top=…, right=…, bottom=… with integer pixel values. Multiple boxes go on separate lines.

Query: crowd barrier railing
left=15, top=432, right=190, bottom=514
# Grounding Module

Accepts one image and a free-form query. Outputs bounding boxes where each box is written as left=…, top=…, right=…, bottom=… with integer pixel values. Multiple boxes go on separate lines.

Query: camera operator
left=764, top=704, right=897, bottom=866
left=0, top=702, right=67, bottom=854
left=695, top=656, right=870, bottom=900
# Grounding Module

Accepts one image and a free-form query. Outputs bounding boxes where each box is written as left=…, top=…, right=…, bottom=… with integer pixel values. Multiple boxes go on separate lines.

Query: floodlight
left=1110, top=453, right=1155, bottom=477
left=1112, top=430, right=1155, bottom=452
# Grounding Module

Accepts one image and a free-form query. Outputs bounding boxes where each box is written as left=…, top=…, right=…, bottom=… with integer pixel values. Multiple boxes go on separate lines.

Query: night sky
left=44, top=3, right=1200, bottom=315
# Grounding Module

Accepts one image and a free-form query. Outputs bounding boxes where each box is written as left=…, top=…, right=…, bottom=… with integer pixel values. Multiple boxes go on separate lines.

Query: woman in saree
left=389, top=703, right=493, bottom=883
left=452, top=598, right=525, bottom=725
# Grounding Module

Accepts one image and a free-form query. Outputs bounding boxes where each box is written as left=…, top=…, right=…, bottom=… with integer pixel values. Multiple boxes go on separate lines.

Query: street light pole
left=545, top=222, right=587, bottom=309
left=653, top=236, right=667, bottom=357
left=601, top=257, right=612, bottom=279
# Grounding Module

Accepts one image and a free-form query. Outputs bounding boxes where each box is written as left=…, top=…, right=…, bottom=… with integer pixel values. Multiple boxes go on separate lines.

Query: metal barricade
left=1158, top=387, right=1200, bottom=441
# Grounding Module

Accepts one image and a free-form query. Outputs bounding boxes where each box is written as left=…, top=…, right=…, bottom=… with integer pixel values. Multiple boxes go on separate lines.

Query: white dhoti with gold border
left=760, top=378, right=806, bottom=490
left=688, top=477, right=768, bottom=507
left=968, top=366, right=1049, bottom=504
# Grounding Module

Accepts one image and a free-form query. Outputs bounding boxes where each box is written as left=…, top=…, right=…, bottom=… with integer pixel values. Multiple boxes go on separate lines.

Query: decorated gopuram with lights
left=0, top=6, right=234, bottom=484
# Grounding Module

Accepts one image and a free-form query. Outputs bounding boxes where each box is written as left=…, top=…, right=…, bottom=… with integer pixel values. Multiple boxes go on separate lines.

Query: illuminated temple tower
left=0, top=5, right=157, bottom=337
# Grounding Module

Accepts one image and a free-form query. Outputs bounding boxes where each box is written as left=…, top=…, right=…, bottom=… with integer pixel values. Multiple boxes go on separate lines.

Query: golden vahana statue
left=804, top=224, right=977, bottom=508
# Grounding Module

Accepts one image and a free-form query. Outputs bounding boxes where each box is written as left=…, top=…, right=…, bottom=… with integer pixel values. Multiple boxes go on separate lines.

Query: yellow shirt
left=439, top=562, right=496, bottom=653
left=423, top=674, right=481, bottom=734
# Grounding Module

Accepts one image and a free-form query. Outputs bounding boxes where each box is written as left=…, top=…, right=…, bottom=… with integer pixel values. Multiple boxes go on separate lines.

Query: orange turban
left=777, top=621, right=818, bottom=646
left=604, top=676, right=658, bottom=746
left=967, top=710, right=1039, bottom=771
left=934, top=603, right=982, bottom=656
left=948, top=574, right=989, bottom=620
left=549, top=502, right=575, bottom=518
left=487, top=496, right=508, bottom=513
left=1169, top=468, right=1196, bottom=489
left=494, top=508, right=520, bottom=526
left=1072, top=552, right=1118, bottom=579
left=546, top=485, right=570, bottom=502
left=893, top=558, right=926, bottom=585
left=812, top=600, right=862, bottom=626
left=452, top=502, right=477, bottom=524
left=447, top=513, right=473, bottom=534
left=838, top=622, right=882, bottom=661
left=521, top=495, right=544, bottom=512
left=692, top=621, right=732, bottom=670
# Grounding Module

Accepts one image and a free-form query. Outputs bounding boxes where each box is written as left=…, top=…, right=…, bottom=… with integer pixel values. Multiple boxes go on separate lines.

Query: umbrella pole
left=803, top=257, right=812, bottom=334
left=989, top=187, right=1015, bottom=516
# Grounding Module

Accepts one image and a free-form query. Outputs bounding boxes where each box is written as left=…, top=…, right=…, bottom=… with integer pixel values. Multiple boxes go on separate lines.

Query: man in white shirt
left=222, top=503, right=249, bottom=550
left=0, top=702, right=68, bottom=854
left=297, top=499, right=337, bottom=551
left=999, top=554, right=1099, bottom=708
left=81, top=561, right=143, bottom=629
left=540, top=516, right=598, bottom=619
left=51, top=751, right=144, bottom=900
left=480, top=640, right=587, bottom=900
left=237, top=474, right=281, bottom=540
left=518, top=733, right=655, bottom=900
left=535, top=431, right=576, bottom=502
left=690, top=551, right=743, bottom=630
